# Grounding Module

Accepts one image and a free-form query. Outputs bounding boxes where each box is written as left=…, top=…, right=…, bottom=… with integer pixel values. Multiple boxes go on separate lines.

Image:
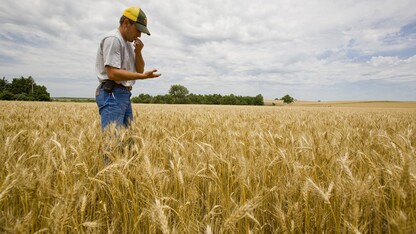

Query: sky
left=0, top=0, right=415, bottom=101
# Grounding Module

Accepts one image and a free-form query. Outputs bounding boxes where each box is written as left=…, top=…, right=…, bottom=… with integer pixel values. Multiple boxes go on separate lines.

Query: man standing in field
left=95, top=6, right=161, bottom=130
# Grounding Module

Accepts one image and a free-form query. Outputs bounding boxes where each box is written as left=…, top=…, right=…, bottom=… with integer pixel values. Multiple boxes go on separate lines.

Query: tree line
left=0, top=76, right=51, bottom=101
left=0, top=77, right=292, bottom=105
left=132, top=84, right=264, bottom=105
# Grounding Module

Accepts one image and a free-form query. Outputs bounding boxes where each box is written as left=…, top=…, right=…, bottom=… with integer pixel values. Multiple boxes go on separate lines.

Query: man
left=95, top=7, right=161, bottom=130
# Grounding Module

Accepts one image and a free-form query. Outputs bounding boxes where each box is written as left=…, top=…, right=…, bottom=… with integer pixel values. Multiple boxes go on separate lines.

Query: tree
left=139, top=93, right=152, bottom=103
left=10, top=76, right=32, bottom=94
left=152, top=95, right=169, bottom=104
left=253, top=94, right=264, bottom=105
left=169, top=84, right=190, bottom=104
left=32, top=85, right=50, bottom=101
left=0, top=90, right=15, bottom=100
left=281, top=94, right=294, bottom=104
left=0, top=76, right=51, bottom=101
left=220, top=94, right=237, bottom=105
left=0, top=77, right=9, bottom=91
left=188, top=93, right=204, bottom=104
left=130, top=84, right=266, bottom=106
left=169, top=84, right=189, bottom=98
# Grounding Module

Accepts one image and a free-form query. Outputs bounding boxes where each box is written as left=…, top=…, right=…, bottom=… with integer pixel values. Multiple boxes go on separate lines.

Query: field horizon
left=50, top=97, right=416, bottom=108
left=264, top=99, right=416, bottom=108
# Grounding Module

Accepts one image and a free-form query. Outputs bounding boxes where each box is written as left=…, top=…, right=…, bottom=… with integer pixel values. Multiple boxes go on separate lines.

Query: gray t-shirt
left=95, top=29, right=135, bottom=87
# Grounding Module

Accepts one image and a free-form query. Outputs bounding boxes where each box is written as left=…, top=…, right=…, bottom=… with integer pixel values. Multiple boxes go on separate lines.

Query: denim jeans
left=96, top=86, right=133, bottom=130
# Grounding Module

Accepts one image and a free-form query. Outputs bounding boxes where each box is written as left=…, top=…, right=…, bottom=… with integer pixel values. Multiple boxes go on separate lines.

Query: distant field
left=265, top=99, right=416, bottom=108
left=1, top=101, right=415, bottom=233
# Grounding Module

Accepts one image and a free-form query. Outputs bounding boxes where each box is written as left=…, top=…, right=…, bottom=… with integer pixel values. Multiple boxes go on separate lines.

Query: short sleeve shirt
left=95, top=29, right=135, bottom=87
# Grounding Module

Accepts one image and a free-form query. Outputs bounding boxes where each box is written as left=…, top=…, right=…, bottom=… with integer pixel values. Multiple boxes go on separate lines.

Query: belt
left=115, top=83, right=132, bottom=91
left=100, top=80, right=132, bottom=91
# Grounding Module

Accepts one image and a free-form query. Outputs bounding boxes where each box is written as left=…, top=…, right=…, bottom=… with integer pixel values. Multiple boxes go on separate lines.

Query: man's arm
left=106, top=66, right=160, bottom=81
left=106, top=38, right=160, bottom=81
left=134, top=39, right=145, bottom=73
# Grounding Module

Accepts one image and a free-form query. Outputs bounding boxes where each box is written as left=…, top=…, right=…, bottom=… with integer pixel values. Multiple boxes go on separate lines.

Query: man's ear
left=122, top=18, right=130, bottom=27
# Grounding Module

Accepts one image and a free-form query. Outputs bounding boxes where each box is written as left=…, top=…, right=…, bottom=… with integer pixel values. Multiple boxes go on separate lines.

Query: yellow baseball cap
left=123, top=7, right=151, bottom=36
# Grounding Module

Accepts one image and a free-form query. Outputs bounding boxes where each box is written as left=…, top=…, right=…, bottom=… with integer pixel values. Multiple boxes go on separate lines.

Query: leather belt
left=100, top=80, right=132, bottom=92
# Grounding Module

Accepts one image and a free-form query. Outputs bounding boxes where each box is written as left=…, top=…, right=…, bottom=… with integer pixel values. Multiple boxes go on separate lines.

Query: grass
left=0, top=101, right=415, bottom=233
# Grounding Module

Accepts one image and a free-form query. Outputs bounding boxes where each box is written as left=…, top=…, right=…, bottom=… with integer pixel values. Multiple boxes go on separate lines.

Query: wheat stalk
left=151, top=198, right=170, bottom=234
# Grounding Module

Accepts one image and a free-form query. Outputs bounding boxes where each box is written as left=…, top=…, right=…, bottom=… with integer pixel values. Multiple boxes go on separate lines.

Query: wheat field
left=0, top=101, right=415, bottom=233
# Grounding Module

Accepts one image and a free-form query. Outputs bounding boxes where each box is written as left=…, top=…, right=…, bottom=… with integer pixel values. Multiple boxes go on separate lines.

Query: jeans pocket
left=96, top=89, right=106, bottom=108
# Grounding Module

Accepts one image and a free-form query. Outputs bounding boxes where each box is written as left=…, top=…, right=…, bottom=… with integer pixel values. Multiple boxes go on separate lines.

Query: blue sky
left=0, top=0, right=415, bottom=101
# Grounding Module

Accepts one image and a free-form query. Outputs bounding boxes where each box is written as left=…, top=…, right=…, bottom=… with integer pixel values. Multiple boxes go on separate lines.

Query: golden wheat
left=0, top=101, right=415, bottom=233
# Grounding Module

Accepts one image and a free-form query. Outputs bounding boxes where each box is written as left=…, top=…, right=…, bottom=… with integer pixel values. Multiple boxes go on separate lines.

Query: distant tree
left=0, top=77, right=9, bottom=91
left=169, top=84, right=190, bottom=104
left=132, top=94, right=151, bottom=103
left=32, top=85, right=50, bottom=101
left=10, top=76, right=33, bottom=94
left=0, top=76, right=50, bottom=101
left=152, top=95, right=168, bottom=104
left=169, top=85, right=189, bottom=98
left=206, top=94, right=222, bottom=105
left=220, top=94, right=237, bottom=105
left=188, top=93, right=204, bottom=104
left=130, top=84, right=265, bottom=106
left=281, top=94, right=294, bottom=104
left=140, top=93, right=152, bottom=103
left=253, top=94, right=264, bottom=105
left=0, top=90, right=15, bottom=100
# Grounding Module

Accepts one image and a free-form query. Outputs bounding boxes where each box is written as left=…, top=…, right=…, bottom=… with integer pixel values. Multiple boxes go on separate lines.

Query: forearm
left=135, top=52, right=145, bottom=73
left=134, top=39, right=145, bottom=73
left=106, top=66, right=147, bottom=81
left=106, top=66, right=161, bottom=81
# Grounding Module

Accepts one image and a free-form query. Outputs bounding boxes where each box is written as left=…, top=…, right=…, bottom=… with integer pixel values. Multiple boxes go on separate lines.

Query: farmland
left=0, top=101, right=415, bottom=233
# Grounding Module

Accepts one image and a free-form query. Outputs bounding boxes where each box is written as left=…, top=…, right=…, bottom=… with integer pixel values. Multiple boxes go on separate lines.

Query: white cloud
left=0, top=0, right=415, bottom=100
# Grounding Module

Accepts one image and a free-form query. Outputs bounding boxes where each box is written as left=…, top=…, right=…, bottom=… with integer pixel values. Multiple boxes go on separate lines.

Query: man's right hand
left=143, top=69, right=161, bottom=79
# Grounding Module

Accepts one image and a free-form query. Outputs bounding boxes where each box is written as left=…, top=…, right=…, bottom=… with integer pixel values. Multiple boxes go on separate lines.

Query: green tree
left=0, top=90, right=15, bottom=100
left=220, top=94, right=237, bottom=105
left=33, top=85, right=51, bottom=101
left=140, top=93, right=152, bottom=103
left=0, top=77, right=9, bottom=91
left=253, top=94, right=264, bottom=105
left=152, top=95, right=167, bottom=104
left=204, top=94, right=222, bottom=104
left=169, top=84, right=189, bottom=98
left=281, top=94, right=294, bottom=104
left=169, top=84, right=190, bottom=104
left=130, top=84, right=265, bottom=106
left=188, top=93, right=204, bottom=104
left=10, top=76, right=33, bottom=94
left=0, top=76, right=50, bottom=101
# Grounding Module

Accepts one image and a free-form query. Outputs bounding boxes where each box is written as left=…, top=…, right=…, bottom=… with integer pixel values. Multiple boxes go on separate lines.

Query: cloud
left=0, top=0, right=415, bottom=100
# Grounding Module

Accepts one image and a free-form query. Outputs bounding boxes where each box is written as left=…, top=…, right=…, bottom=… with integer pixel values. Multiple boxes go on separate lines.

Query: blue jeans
left=96, top=86, right=133, bottom=130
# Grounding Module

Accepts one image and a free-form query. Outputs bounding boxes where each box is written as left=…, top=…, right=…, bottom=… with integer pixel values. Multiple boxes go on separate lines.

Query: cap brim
left=135, top=23, right=151, bottom=36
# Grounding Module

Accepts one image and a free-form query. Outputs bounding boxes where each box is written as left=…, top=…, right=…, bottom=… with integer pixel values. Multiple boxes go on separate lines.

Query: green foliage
left=0, top=77, right=9, bottom=91
left=169, top=84, right=190, bottom=104
left=169, top=84, right=189, bottom=98
left=0, top=76, right=51, bottom=101
left=0, top=90, right=15, bottom=100
left=281, top=94, right=294, bottom=104
left=132, top=85, right=264, bottom=106
left=131, top=93, right=153, bottom=104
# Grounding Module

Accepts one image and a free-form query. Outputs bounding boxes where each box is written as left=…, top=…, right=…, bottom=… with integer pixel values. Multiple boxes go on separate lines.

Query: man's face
left=126, top=21, right=142, bottom=42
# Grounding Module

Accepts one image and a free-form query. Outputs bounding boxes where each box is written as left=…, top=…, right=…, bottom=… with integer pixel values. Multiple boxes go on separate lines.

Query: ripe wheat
left=0, top=101, right=415, bottom=233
